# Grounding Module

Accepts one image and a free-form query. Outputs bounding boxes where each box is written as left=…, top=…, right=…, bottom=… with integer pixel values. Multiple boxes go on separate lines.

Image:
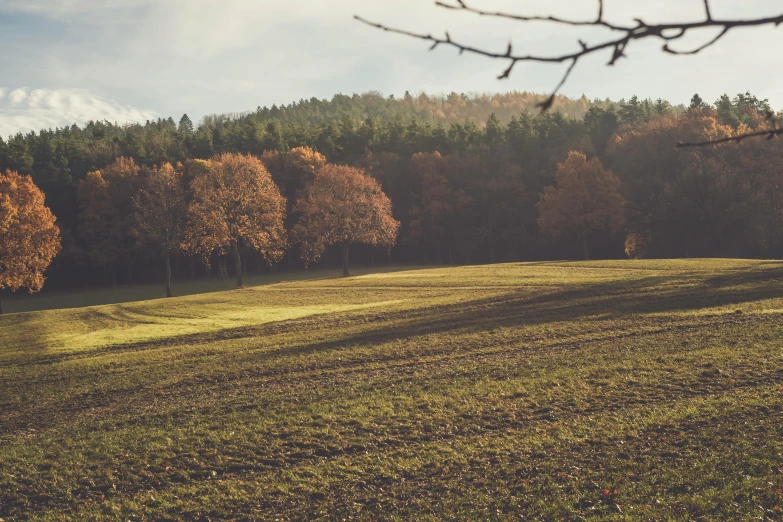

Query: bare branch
left=433, top=0, right=628, bottom=31
left=538, top=58, right=578, bottom=111
left=678, top=111, right=783, bottom=147
left=676, top=127, right=783, bottom=148
left=356, top=1, right=783, bottom=119
left=663, top=27, right=728, bottom=55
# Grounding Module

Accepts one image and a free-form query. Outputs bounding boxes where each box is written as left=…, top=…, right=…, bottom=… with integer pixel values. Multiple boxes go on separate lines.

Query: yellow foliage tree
left=184, top=153, right=287, bottom=288
left=77, top=157, right=142, bottom=284
left=293, top=164, right=399, bottom=276
left=0, top=171, right=61, bottom=314
left=537, top=151, right=625, bottom=260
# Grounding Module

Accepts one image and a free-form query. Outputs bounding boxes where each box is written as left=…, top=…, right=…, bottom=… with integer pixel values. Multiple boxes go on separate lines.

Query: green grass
left=1, top=259, right=782, bottom=520
left=0, top=265, right=424, bottom=314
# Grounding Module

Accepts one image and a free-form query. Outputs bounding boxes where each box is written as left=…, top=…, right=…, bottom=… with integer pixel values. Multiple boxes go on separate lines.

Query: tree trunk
left=164, top=251, right=173, bottom=298
left=0, top=292, right=4, bottom=315
left=233, top=243, right=244, bottom=287
left=582, top=235, right=590, bottom=261
left=341, top=242, right=351, bottom=277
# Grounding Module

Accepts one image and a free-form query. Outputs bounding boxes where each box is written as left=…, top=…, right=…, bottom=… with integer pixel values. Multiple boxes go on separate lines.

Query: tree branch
left=356, top=1, right=783, bottom=118
left=676, top=127, right=783, bottom=148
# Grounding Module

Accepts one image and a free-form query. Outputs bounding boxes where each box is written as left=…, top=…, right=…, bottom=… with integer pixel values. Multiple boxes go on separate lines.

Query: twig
left=356, top=0, right=783, bottom=117
left=677, top=118, right=783, bottom=148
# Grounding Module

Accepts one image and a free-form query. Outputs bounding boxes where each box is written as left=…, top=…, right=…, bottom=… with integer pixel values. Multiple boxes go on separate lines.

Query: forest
left=1, top=89, right=781, bottom=292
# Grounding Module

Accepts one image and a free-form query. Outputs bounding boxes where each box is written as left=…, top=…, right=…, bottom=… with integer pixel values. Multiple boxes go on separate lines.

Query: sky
left=1, top=0, right=782, bottom=136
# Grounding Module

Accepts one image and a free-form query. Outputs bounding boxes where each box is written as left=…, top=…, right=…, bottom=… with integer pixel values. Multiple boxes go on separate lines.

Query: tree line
left=0, top=151, right=399, bottom=309
left=1, top=90, right=782, bottom=300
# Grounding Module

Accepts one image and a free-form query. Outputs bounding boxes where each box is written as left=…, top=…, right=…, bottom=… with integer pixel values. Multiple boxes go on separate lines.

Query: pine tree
left=715, top=94, right=741, bottom=128
left=653, top=98, right=672, bottom=115
left=689, top=93, right=710, bottom=111
left=178, top=114, right=194, bottom=135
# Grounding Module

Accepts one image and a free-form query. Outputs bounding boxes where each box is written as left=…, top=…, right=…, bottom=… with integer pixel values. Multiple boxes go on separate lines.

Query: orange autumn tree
left=0, top=171, right=61, bottom=314
left=132, top=163, right=187, bottom=298
left=77, top=157, right=142, bottom=284
left=262, top=146, right=327, bottom=201
left=262, top=147, right=328, bottom=263
left=293, top=164, right=399, bottom=277
left=537, top=151, right=625, bottom=260
left=185, top=153, right=287, bottom=288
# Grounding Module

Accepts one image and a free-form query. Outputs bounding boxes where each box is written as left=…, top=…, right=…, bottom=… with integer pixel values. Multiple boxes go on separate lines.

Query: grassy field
left=0, top=266, right=423, bottom=314
left=1, top=259, right=782, bottom=520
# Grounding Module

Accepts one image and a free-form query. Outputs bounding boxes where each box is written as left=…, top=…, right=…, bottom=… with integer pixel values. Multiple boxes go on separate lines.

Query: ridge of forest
left=0, top=90, right=780, bottom=291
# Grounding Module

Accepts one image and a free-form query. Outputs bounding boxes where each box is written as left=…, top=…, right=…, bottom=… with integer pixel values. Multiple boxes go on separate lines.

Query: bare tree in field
left=132, top=163, right=187, bottom=298
left=357, top=1, right=783, bottom=146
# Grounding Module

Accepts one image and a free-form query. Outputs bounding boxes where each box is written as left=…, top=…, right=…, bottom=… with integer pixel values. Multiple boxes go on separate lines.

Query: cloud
left=0, top=87, right=158, bottom=138
left=2, top=0, right=782, bottom=124
left=0, top=0, right=154, bottom=15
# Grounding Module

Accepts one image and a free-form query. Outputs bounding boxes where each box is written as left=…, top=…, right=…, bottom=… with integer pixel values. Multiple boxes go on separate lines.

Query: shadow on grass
left=6, top=263, right=783, bottom=368
left=19, top=263, right=781, bottom=367
left=245, top=264, right=783, bottom=361
left=0, top=265, right=439, bottom=314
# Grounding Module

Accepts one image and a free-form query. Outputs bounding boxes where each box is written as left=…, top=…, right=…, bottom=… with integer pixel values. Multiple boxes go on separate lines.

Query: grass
left=0, top=265, right=424, bottom=314
left=1, top=259, right=782, bottom=521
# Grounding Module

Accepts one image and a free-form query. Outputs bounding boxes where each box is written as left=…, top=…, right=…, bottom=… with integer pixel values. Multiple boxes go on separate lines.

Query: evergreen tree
left=619, top=95, right=646, bottom=126
left=715, top=94, right=741, bottom=128
left=653, top=98, right=672, bottom=115
left=178, top=114, right=194, bottom=135
left=689, top=93, right=710, bottom=111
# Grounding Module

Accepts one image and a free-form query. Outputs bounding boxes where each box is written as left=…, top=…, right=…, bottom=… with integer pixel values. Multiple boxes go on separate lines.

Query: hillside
left=2, top=260, right=782, bottom=520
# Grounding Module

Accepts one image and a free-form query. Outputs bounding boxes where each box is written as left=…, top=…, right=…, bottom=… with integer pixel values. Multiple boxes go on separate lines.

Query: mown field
left=1, top=260, right=782, bottom=521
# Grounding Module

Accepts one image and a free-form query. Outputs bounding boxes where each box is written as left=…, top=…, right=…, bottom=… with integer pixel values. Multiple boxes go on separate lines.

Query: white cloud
left=2, top=0, right=782, bottom=122
left=0, top=0, right=155, bottom=15
left=8, top=88, right=28, bottom=105
left=0, top=87, right=158, bottom=138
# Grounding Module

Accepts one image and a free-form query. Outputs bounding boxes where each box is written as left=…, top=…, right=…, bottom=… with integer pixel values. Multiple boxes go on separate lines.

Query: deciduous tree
left=0, top=171, right=61, bottom=314
left=77, top=157, right=142, bottom=284
left=537, top=151, right=625, bottom=259
left=293, top=164, right=399, bottom=276
left=262, top=147, right=327, bottom=212
left=185, top=153, right=287, bottom=287
left=132, top=163, right=187, bottom=298
left=77, top=171, right=117, bottom=280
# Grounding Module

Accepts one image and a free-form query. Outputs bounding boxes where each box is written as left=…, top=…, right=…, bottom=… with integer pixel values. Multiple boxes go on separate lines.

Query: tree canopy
left=0, top=171, right=61, bottom=312
left=132, top=163, right=187, bottom=297
left=293, top=164, right=399, bottom=276
left=184, top=153, right=287, bottom=288
left=2, top=90, right=783, bottom=291
left=537, top=152, right=625, bottom=260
